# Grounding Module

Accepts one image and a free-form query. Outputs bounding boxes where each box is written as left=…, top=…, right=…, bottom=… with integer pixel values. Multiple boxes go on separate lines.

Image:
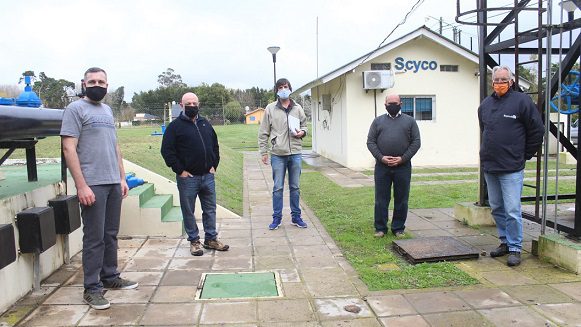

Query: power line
left=359, top=0, right=425, bottom=65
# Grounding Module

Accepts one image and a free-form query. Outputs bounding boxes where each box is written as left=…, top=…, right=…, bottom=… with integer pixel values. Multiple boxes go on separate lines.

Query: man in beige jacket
left=258, top=78, right=308, bottom=230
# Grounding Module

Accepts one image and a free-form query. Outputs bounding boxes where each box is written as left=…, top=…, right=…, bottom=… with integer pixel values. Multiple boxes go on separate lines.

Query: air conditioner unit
left=362, top=70, right=394, bottom=90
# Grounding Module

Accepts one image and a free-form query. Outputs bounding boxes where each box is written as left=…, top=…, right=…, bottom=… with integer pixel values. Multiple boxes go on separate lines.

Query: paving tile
left=379, top=315, right=430, bottom=327
left=258, top=299, right=315, bottom=322
left=19, top=304, right=88, bottom=326
left=320, top=318, right=382, bottom=326
left=409, top=229, right=453, bottom=237
left=366, top=294, right=417, bottom=317
left=161, top=270, right=203, bottom=286
left=423, top=310, right=494, bottom=327
left=212, top=245, right=253, bottom=258
left=63, top=270, right=84, bottom=286
left=315, top=298, right=373, bottom=320
left=522, top=266, right=581, bottom=284
left=273, top=268, right=301, bottom=282
left=296, top=254, right=340, bottom=269
left=454, top=288, right=520, bottom=309
left=479, top=306, right=557, bottom=326
left=534, top=303, right=581, bottom=326
left=261, top=322, right=319, bottom=327
left=118, top=238, right=146, bottom=248
left=200, top=302, right=257, bottom=324
left=142, top=238, right=182, bottom=248
left=13, top=286, right=58, bottom=306
left=254, top=245, right=292, bottom=256
left=133, top=246, right=176, bottom=257
left=220, top=228, right=252, bottom=239
left=152, top=286, right=198, bottom=302
left=302, top=268, right=359, bottom=297
left=212, top=257, right=253, bottom=270
left=404, top=291, right=470, bottom=314
left=78, top=303, right=146, bottom=326
left=120, top=271, right=163, bottom=286
left=168, top=257, right=214, bottom=270
left=124, top=257, right=171, bottom=271
left=281, top=282, right=309, bottom=298
left=106, top=286, right=155, bottom=304
left=457, top=234, right=501, bottom=246
left=0, top=304, right=35, bottom=327
left=140, top=303, right=201, bottom=325
left=456, top=257, right=511, bottom=273
left=549, top=281, right=581, bottom=301
left=503, top=285, right=574, bottom=304
left=293, top=245, right=334, bottom=258
left=253, top=236, right=289, bottom=247
left=42, top=264, right=81, bottom=285
left=255, top=255, right=295, bottom=270
left=479, top=270, right=537, bottom=286
left=43, top=286, right=84, bottom=305
left=405, top=219, right=438, bottom=231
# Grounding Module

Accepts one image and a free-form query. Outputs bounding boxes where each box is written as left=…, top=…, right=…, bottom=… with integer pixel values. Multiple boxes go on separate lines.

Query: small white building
left=295, top=26, right=483, bottom=169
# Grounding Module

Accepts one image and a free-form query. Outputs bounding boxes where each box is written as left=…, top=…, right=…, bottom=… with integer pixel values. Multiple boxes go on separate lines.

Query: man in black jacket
left=478, top=66, right=544, bottom=267
left=161, top=92, right=229, bottom=256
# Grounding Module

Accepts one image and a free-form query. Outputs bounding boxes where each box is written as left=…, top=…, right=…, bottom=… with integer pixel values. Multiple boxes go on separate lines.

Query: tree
left=0, top=84, right=20, bottom=98
left=32, top=72, right=75, bottom=108
left=104, top=86, right=125, bottom=116
left=157, top=68, right=187, bottom=88
left=224, top=100, right=244, bottom=123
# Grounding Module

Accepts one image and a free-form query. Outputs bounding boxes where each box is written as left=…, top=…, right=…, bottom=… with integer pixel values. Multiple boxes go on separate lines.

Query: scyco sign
left=394, top=57, right=438, bottom=73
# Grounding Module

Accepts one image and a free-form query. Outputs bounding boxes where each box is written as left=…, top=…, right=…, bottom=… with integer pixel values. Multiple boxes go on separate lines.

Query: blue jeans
left=176, top=173, right=218, bottom=242
left=484, top=170, right=524, bottom=252
left=374, top=161, right=412, bottom=234
left=81, top=184, right=122, bottom=293
left=271, top=154, right=302, bottom=220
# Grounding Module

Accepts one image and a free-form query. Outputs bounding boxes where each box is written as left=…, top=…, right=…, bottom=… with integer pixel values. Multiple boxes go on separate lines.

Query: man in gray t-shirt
left=61, top=67, right=137, bottom=310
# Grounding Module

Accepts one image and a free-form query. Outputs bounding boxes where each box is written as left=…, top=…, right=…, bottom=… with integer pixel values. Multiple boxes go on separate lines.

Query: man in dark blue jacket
left=478, top=66, right=544, bottom=267
left=161, top=92, right=229, bottom=256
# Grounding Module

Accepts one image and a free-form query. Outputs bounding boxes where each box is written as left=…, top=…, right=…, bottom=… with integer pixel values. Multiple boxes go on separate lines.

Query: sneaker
left=103, top=277, right=139, bottom=290
left=490, top=243, right=509, bottom=257
left=190, top=240, right=204, bottom=256
left=374, top=231, right=385, bottom=238
left=291, top=217, right=308, bottom=228
left=269, top=217, right=282, bottom=230
left=394, top=231, right=406, bottom=238
left=507, top=251, right=521, bottom=266
left=83, top=291, right=110, bottom=310
left=204, top=239, right=230, bottom=251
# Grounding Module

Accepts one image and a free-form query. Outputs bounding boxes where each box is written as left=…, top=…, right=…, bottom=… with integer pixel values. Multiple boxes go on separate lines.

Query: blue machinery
left=550, top=70, right=580, bottom=114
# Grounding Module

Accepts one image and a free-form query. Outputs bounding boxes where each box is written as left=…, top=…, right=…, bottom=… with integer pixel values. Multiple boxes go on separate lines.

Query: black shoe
left=507, top=251, right=521, bottom=267
left=490, top=243, right=508, bottom=257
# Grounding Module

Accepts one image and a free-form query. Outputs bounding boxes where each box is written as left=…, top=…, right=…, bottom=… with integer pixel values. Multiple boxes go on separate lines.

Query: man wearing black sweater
left=479, top=66, right=544, bottom=267
left=161, top=92, right=229, bottom=256
left=367, top=94, right=421, bottom=238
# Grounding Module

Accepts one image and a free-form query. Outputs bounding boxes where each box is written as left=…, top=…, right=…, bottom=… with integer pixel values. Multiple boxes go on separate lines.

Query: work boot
left=507, top=251, right=521, bottom=267
left=490, top=243, right=508, bottom=257
left=204, top=239, right=230, bottom=251
left=190, top=240, right=204, bottom=256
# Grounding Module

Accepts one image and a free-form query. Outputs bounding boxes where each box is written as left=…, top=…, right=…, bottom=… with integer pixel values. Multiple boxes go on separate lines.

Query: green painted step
left=128, top=183, right=155, bottom=206
left=163, top=206, right=183, bottom=222
left=142, top=194, right=173, bottom=218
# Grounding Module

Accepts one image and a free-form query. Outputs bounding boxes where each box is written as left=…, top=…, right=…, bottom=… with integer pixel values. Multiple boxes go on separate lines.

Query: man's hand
left=77, top=185, right=96, bottom=206
left=386, top=156, right=403, bottom=167
left=261, top=154, right=269, bottom=165
left=180, top=170, right=193, bottom=178
left=120, top=180, right=129, bottom=198
left=209, top=167, right=216, bottom=174
left=293, top=129, right=305, bottom=138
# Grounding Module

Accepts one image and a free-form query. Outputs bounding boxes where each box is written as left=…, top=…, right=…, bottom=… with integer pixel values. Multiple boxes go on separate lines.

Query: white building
left=295, top=26, right=483, bottom=169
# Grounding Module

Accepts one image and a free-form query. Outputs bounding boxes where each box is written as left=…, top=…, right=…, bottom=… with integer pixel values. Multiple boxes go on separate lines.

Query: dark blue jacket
left=161, top=113, right=220, bottom=175
left=478, top=89, right=544, bottom=173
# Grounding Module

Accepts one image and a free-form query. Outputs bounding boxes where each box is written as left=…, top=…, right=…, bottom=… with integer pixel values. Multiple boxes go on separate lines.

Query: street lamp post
left=267, top=46, right=280, bottom=92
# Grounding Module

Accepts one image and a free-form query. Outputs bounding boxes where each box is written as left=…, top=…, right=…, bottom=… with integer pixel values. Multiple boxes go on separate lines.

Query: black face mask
left=85, top=86, right=107, bottom=102
left=184, top=105, right=199, bottom=118
left=385, top=103, right=401, bottom=116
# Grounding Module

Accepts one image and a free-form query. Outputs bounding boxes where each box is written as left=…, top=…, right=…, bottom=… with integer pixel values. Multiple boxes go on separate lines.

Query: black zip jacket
left=478, top=89, right=544, bottom=173
left=161, top=113, right=220, bottom=175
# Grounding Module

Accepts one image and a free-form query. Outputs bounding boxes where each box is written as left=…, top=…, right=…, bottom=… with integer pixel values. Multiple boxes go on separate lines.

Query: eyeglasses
left=493, top=78, right=510, bottom=83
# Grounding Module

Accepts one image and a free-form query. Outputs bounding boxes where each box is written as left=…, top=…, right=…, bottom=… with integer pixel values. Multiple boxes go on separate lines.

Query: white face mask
left=277, top=88, right=291, bottom=99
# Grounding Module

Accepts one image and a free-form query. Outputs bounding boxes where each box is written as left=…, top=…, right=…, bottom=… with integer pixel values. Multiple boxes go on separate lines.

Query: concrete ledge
left=538, top=233, right=581, bottom=274
left=558, top=151, right=577, bottom=165
left=453, top=202, right=495, bottom=226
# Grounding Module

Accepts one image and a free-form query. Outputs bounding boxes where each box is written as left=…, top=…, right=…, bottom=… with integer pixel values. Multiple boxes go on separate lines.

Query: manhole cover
left=392, top=236, right=479, bottom=264
left=197, top=272, right=282, bottom=299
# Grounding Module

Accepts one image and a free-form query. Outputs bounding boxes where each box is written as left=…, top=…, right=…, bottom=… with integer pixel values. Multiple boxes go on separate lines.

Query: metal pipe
left=541, top=0, right=553, bottom=235
left=0, top=106, right=63, bottom=142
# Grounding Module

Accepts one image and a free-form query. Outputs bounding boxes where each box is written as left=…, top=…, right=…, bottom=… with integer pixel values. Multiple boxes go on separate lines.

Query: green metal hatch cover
left=198, top=272, right=280, bottom=299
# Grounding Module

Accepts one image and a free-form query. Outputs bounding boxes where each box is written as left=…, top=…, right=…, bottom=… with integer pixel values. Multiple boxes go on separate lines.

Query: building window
left=401, top=96, right=435, bottom=121
left=371, top=63, right=391, bottom=70
left=440, top=65, right=459, bottom=72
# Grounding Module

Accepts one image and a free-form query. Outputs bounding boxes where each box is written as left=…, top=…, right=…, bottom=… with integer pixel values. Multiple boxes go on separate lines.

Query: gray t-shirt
left=60, top=98, right=121, bottom=186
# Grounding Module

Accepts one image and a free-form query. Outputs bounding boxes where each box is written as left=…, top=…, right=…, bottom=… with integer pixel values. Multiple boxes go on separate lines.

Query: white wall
left=0, top=182, right=82, bottom=315
left=313, top=36, right=481, bottom=169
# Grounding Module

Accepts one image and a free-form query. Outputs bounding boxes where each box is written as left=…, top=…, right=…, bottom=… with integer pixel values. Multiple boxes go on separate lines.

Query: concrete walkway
left=2, top=152, right=581, bottom=326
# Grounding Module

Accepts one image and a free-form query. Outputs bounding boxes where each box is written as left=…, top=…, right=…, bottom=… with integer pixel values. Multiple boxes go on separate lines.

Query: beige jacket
left=258, top=99, right=307, bottom=156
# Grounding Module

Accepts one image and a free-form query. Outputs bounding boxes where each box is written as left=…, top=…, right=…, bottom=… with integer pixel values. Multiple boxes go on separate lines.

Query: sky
left=0, top=0, right=570, bottom=102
